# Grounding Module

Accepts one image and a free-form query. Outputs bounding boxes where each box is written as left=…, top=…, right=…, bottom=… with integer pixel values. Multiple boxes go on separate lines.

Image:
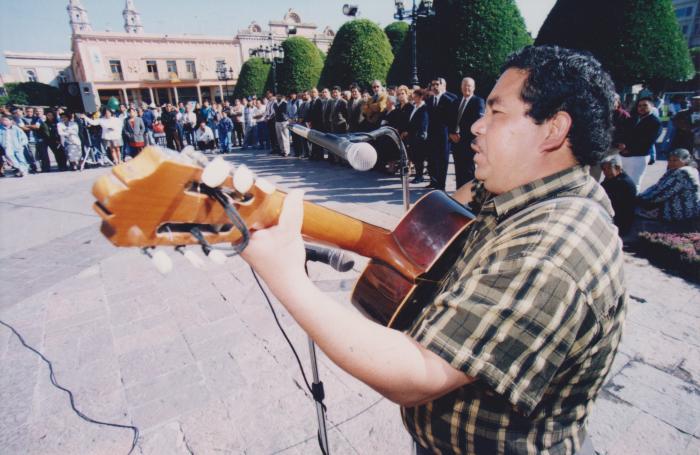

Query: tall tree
left=536, top=0, right=694, bottom=88
left=277, top=37, right=324, bottom=94
left=416, top=0, right=531, bottom=95
left=319, top=19, right=394, bottom=89
left=232, top=57, right=271, bottom=99
left=385, top=21, right=412, bottom=86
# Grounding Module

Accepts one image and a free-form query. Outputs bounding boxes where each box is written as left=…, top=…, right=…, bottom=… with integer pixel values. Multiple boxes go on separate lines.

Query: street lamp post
left=393, top=0, right=435, bottom=87
left=249, top=35, right=285, bottom=94
left=216, top=64, right=234, bottom=102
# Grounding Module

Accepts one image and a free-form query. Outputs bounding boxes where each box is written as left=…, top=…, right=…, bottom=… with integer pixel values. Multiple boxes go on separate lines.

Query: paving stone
left=117, top=336, right=195, bottom=387
left=602, top=411, right=693, bottom=455
left=605, top=361, right=700, bottom=435
left=129, top=381, right=211, bottom=430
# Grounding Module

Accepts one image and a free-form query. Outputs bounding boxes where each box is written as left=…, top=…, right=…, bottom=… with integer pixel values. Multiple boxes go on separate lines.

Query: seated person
left=637, top=148, right=700, bottom=227
left=194, top=120, right=215, bottom=151
left=600, top=155, right=637, bottom=235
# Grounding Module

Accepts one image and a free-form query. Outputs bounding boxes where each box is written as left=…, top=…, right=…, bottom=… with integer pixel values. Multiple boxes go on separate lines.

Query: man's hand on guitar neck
left=241, top=190, right=475, bottom=408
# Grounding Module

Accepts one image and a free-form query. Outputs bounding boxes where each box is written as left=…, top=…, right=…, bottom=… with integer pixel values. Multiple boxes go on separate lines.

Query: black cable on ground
left=0, top=319, right=140, bottom=455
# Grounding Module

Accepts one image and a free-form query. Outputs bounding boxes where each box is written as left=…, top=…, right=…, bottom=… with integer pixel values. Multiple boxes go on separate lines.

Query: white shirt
left=194, top=125, right=214, bottom=143
left=85, top=116, right=123, bottom=141
left=58, top=121, right=81, bottom=146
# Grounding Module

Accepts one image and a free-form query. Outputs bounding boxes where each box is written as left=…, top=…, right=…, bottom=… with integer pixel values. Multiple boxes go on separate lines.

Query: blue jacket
left=0, top=124, right=28, bottom=154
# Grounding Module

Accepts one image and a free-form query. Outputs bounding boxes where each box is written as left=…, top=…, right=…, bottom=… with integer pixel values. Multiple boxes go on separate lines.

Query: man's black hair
left=502, top=45, right=615, bottom=166
left=332, top=85, right=341, bottom=92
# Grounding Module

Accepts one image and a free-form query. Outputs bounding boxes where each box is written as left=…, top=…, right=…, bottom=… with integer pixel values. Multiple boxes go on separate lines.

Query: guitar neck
left=301, top=200, right=393, bottom=260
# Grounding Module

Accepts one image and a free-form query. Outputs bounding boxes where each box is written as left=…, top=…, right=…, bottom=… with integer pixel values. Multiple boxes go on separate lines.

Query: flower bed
left=637, top=232, right=700, bottom=283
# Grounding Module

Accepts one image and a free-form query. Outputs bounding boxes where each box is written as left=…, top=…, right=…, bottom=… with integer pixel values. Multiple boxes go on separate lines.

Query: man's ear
left=541, top=111, right=572, bottom=153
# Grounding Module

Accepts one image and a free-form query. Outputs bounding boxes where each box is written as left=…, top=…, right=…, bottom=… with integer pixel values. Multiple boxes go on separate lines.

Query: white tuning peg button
left=234, top=164, right=255, bottom=194
left=207, top=249, right=227, bottom=265
left=255, top=177, right=276, bottom=194
left=151, top=250, right=173, bottom=275
left=181, top=248, right=206, bottom=269
left=202, top=157, right=232, bottom=188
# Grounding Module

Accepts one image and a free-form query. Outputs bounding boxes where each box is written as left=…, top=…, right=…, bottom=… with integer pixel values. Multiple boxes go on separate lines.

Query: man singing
left=242, top=46, right=626, bottom=455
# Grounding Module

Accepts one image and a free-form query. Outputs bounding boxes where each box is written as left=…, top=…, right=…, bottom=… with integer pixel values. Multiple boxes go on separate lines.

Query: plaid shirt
left=402, top=166, right=628, bottom=455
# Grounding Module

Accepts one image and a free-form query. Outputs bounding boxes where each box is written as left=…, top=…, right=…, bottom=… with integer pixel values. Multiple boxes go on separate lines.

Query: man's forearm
left=259, top=270, right=473, bottom=407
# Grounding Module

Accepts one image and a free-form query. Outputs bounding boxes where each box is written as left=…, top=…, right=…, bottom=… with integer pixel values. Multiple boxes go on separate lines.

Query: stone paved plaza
left=0, top=150, right=698, bottom=454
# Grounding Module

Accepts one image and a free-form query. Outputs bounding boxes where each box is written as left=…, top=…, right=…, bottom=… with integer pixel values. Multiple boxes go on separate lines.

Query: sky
left=0, top=0, right=557, bottom=74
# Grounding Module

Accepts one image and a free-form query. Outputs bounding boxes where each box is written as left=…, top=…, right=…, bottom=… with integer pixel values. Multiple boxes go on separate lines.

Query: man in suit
left=273, top=93, right=291, bottom=157
left=294, top=91, right=310, bottom=157
left=305, top=87, right=325, bottom=160
left=449, top=77, right=485, bottom=189
left=347, top=84, right=364, bottom=133
left=427, top=78, right=457, bottom=190
left=329, top=86, right=349, bottom=134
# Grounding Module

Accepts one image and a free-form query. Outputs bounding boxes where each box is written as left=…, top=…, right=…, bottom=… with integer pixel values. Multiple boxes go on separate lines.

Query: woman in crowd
left=57, top=112, right=82, bottom=170
left=123, top=107, right=146, bottom=157
left=637, top=148, right=700, bottom=230
left=83, top=108, right=124, bottom=165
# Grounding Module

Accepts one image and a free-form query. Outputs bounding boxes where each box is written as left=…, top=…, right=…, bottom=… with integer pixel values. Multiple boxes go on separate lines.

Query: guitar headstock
left=92, top=146, right=284, bottom=272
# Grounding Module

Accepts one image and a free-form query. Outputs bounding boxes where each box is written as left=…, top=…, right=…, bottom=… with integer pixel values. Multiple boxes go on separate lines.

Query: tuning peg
left=176, top=246, right=206, bottom=269
left=233, top=164, right=255, bottom=194
left=207, top=249, right=228, bottom=265
left=202, top=157, right=232, bottom=188
left=151, top=250, right=173, bottom=275
left=254, top=177, right=276, bottom=194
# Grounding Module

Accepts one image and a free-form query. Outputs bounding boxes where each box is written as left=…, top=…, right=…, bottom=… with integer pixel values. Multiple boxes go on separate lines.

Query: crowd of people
left=1, top=79, right=698, bottom=232
left=598, top=94, right=700, bottom=234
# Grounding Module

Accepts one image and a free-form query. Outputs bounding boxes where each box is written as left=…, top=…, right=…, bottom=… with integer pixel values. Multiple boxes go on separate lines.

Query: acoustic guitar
left=91, top=146, right=475, bottom=331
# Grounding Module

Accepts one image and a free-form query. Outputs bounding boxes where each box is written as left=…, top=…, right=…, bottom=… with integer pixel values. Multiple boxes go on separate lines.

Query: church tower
left=67, top=0, right=92, bottom=34
left=123, top=0, right=144, bottom=34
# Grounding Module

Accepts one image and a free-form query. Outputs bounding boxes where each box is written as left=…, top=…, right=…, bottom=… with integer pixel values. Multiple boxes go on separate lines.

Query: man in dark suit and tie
left=304, top=87, right=325, bottom=160
left=449, top=77, right=485, bottom=189
left=427, top=78, right=457, bottom=190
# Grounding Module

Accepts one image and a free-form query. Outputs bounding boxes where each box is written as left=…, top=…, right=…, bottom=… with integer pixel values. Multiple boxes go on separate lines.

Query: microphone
left=304, top=244, right=355, bottom=272
left=288, top=124, right=377, bottom=171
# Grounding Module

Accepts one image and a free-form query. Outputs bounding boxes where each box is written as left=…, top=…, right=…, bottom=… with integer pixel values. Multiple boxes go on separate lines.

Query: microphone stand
left=304, top=260, right=331, bottom=455
left=346, top=127, right=411, bottom=212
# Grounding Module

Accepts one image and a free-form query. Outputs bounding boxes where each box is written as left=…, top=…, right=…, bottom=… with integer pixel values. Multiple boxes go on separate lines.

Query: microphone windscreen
left=347, top=142, right=377, bottom=171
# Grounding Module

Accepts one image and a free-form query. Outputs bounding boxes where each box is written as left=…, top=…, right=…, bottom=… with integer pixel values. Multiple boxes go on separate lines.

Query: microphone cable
left=0, top=319, right=140, bottom=455
left=249, top=266, right=329, bottom=455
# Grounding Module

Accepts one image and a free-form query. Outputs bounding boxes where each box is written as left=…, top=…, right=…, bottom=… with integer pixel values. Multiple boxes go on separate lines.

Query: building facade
left=673, top=0, right=700, bottom=47
left=2, top=52, right=74, bottom=87
left=68, top=0, right=334, bottom=112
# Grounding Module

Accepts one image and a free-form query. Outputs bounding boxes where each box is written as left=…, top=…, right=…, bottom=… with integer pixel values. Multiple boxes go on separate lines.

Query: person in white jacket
left=194, top=120, right=215, bottom=151
left=82, top=109, right=123, bottom=164
left=57, top=112, right=82, bottom=170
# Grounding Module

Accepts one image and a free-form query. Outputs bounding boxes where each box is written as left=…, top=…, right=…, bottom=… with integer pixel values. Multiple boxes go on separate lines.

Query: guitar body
left=352, top=190, right=475, bottom=331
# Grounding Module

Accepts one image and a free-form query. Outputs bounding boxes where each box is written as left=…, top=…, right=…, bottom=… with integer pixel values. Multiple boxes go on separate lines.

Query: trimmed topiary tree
left=233, top=57, right=271, bottom=99
left=437, top=0, right=532, bottom=95
left=536, top=0, right=694, bottom=88
left=385, top=21, right=412, bottom=86
left=0, top=82, right=63, bottom=106
left=385, top=21, right=409, bottom=56
left=277, top=36, right=324, bottom=94
left=320, top=19, right=394, bottom=89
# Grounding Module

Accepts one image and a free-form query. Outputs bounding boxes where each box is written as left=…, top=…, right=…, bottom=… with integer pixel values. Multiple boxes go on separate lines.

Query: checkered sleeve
left=412, top=254, right=590, bottom=415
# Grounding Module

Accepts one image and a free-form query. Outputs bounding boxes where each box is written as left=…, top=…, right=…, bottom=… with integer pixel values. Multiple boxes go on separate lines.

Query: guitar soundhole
left=157, top=222, right=234, bottom=235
